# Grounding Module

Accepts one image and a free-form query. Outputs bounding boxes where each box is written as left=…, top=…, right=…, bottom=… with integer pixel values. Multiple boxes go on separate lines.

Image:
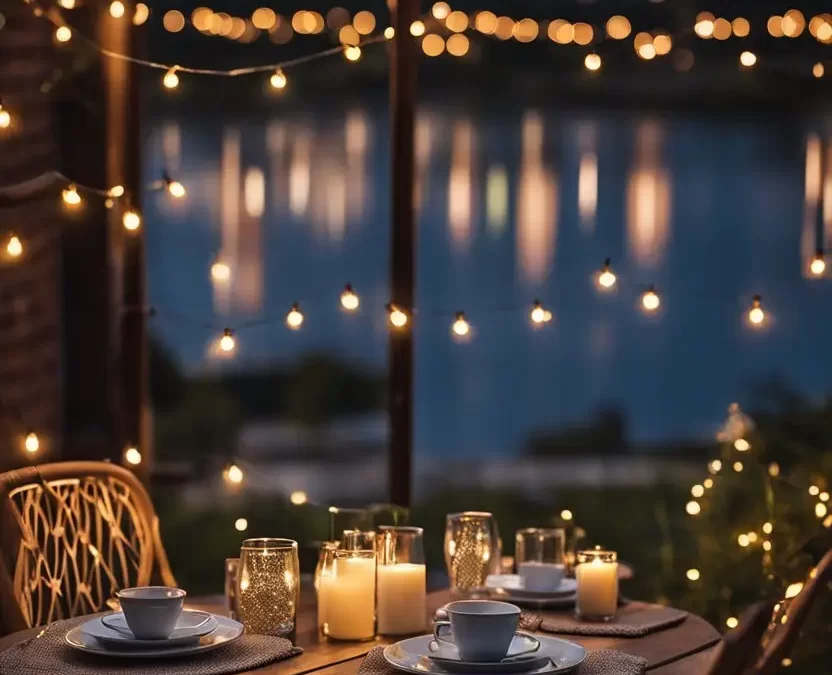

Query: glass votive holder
left=575, top=548, right=618, bottom=621
left=316, top=541, right=339, bottom=633
left=342, top=528, right=377, bottom=552
left=237, top=538, right=300, bottom=638
left=321, top=549, right=376, bottom=641
left=224, top=558, right=240, bottom=619
left=377, top=526, right=426, bottom=636
left=516, top=528, right=566, bottom=592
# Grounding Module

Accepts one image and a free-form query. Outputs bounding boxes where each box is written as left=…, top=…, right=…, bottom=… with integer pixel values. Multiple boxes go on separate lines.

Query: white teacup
left=518, top=562, right=565, bottom=592
left=111, top=586, right=186, bottom=640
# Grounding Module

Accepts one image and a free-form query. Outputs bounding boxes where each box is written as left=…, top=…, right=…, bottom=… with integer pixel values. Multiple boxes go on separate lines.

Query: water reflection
left=626, top=121, right=671, bottom=268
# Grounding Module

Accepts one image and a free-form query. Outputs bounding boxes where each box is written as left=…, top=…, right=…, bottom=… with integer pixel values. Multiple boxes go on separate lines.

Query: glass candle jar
left=377, top=526, right=426, bottom=636
left=515, top=528, right=566, bottom=592
left=322, top=549, right=377, bottom=641
left=224, top=558, right=240, bottom=620
left=237, top=538, right=300, bottom=638
left=575, top=548, right=618, bottom=621
left=444, top=512, right=499, bottom=593
left=316, top=541, right=339, bottom=633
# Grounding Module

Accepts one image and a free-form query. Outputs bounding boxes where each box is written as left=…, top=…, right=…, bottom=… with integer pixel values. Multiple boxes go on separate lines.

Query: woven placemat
left=358, top=645, right=646, bottom=675
left=0, top=615, right=302, bottom=675
left=520, top=607, right=687, bottom=638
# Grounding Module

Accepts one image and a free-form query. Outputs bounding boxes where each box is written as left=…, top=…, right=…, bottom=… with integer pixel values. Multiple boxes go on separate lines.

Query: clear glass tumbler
left=377, top=526, right=426, bottom=635
left=237, top=538, right=300, bottom=638
left=444, top=512, right=498, bottom=593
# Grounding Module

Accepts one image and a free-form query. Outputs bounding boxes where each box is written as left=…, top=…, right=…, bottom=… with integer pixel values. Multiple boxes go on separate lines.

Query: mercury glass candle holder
left=237, top=538, right=300, bottom=638
left=575, top=548, right=618, bottom=621
left=444, top=512, right=498, bottom=594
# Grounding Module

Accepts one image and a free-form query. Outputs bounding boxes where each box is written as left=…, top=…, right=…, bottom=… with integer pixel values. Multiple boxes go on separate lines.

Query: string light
left=286, top=303, right=304, bottom=329
left=270, top=69, right=287, bottom=90
left=234, top=517, right=248, bottom=532
left=164, top=173, right=186, bottom=198
left=431, top=2, right=450, bottom=20
left=686, top=501, right=701, bottom=515
left=686, top=568, right=700, bottom=581
left=290, top=490, right=308, bottom=505
left=24, top=432, right=40, bottom=454
left=58, top=0, right=75, bottom=7
left=224, top=463, right=244, bottom=484
left=726, top=617, right=739, bottom=629
left=55, top=26, right=72, bottom=42
left=748, top=295, right=765, bottom=326
left=162, top=67, right=180, bottom=90
left=809, top=250, right=826, bottom=276
left=109, top=185, right=125, bottom=198
left=820, top=492, right=830, bottom=502
left=211, top=260, right=231, bottom=282
left=124, top=446, right=142, bottom=465
left=0, top=102, right=10, bottom=129
left=560, top=509, right=573, bottom=521
left=109, top=1, right=125, bottom=19
left=733, top=461, right=743, bottom=472
left=384, top=27, right=395, bottom=39
left=597, top=258, right=617, bottom=289
left=763, top=522, right=773, bottom=534
left=694, top=17, right=715, bottom=39
left=737, top=534, right=750, bottom=547
left=6, top=234, right=23, bottom=258
left=641, top=286, right=661, bottom=312
left=388, top=305, right=409, bottom=329
left=704, top=478, right=714, bottom=489
left=344, top=45, right=362, bottom=62
left=734, top=438, right=750, bottom=451
left=785, top=582, right=804, bottom=599
left=814, top=63, right=825, bottom=78
left=808, top=485, right=820, bottom=496
left=781, top=659, right=793, bottom=668
left=584, top=53, right=602, bottom=71
left=709, top=459, right=722, bottom=474
left=768, top=462, right=780, bottom=477
left=530, top=300, right=553, bottom=325
left=452, top=312, right=471, bottom=338
left=740, top=51, right=757, bottom=67
left=747, top=531, right=758, bottom=543
left=62, top=184, right=81, bottom=206
left=763, top=540, right=772, bottom=551
left=410, top=20, right=426, bottom=37
left=133, top=3, right=150, bottom=26
left=219, top=328, right=236, bottom=353
left=122, top=207, right=141, bottom=231
left=340, top=284, right=359, bottom=311
left=691, top=484, right=705, bottom=498
left=817, top=503, right=828, bottom=518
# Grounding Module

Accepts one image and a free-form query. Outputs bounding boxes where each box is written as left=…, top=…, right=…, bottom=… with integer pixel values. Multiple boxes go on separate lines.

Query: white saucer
left=429, top=634, right=546, bottom=674
left=84, top=610, right=218, bottom=648
left=68, top=615, right=242, bottom=658
left=486, top=576, right=577, bottom=597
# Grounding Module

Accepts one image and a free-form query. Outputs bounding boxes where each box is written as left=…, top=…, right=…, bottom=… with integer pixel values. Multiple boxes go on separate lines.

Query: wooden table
left=0, top=590, right=721, bottom=674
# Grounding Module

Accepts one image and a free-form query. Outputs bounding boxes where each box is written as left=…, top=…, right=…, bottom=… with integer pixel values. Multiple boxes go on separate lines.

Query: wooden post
left=388, top=0, right=419, bottom=507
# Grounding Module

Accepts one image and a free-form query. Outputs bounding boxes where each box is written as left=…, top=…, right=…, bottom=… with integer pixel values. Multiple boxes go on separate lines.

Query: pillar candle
left=324, top=556, right=376, bottom=640
left=377, top=563, right=426, bottom=635
left=576, top=556, right=618, bottom=618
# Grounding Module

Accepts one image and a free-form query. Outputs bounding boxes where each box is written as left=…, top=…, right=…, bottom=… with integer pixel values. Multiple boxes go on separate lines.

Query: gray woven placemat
left=359, top=645, right=646, bottom=675
left=520, top=607, right=687, bottom=638
left=0, top=615, right=302, bottom=675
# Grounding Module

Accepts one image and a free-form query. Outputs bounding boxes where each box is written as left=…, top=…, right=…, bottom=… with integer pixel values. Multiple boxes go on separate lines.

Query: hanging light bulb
left=211, top=260, right=231, bottom=282
left=109, top=1, right=125, bottom=18
left=122, top=206, right=141, bottom=231
left=162, top=172, right=186, bottom=198
left=734, top=438, right=750, bottom=451
left=286, top=303, right=304, bottom=329
left=108, top=185, right=125, bottom=198
left=219, top=328, right=236, bottom=353
left=24, top=432, right=40, bottom=454
left=340, top=284, right=360, bottom=311
left=59, top=0, right=76, bottom=7
left=452, top=312, right=470, bottom=338
left=124, top=446, right=142, bottom=465
left=739, top=51, right=757, bottom=67
left=6, top=234, right=23, bottom=258
left=162, top=67, right=180, bottom=90
left=62, top=184, right=81, bottom=206
left=55, top=26, right=72, bottom=42
left=384, top=26, right=395, bottom=39
left=224, top=463, right=244, bottom=484
left=597, top=258, right=617, bottom=289
left=530, top=300, right=553, bottom=325
left=641, top=286, right=661, bottom=312
left=748, top=295, right=765, bottom=326
left=584, top=53, right=602, bottom=71
left=809, top=250, right=826, bottom=276
left=388, top=304, right=409, bottom=329
left=345, top=45, right=362, bottom=61
left=270, top=69, right=288, bottom=90
left=0, top=102, right=10, bottom=129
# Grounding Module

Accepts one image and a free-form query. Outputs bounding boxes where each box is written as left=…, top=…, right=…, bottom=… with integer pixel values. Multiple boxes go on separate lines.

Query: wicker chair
left=704, top=601, right=772, bottom=675
left=0, top=461, right=175, bottom=635
left=754, top=548, right=832, bottom=675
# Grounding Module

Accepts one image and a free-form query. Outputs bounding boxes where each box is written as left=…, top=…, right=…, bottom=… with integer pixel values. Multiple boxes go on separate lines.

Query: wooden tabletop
left=0, top=589, right=721, bottom=674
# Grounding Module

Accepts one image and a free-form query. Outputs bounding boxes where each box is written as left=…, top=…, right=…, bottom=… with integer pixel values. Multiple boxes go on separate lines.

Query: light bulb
left=62, top=184, right=81, bottom=206
left=234, top=517, right=248, bottom=531
left=821, top=491, right=830, bottom=502
left=225, top=463, right=244, bottom=484
left=162, top=67, right=180, bottom=89
left=0, top=104, right=10, bottom=129
left=560, top=509, right=573, bottom=521
left=24, top=432, right=40, bottom=454
left=768, top=462, right=780, bottom=477
left=814, top=62, right=825, bottom=78
left=734, top=438, right=750, bottom=451
left=384, top=26, right=395, bottom=39
left=410, top=20, right=426, bottom=36
left=211, top=260, right=231, bottom=282
left=691, top=484, right=705, bottom=498
left=345, top=45, right=362, bottom=61
left=165, top=175, right=186, bottom=197
left=286, top=303, right=304, bottom=329
left=340, top=284, right=359, bottom=311
left=641, top=287, right=660, bottom=312
left=763, top=522, right=773, bottom=534
left=733, top=461, right=743, bottom=472
left=817, top=503, right=828, bottom=518
left=59, top=0, right=76, bottom=7
left=452, top=312, right=470, bottom=337
left=737, top=534, right=750, bottom=547
left=809, top=485, right=820, bottom=496
left=290, top=490, right=308, bottom=505
left=219, top=328, right=236, bottom=353
left=109, top=185, right=125, bottom=198
left=748, top=295, right=765, bottom=326
left=584, top=53, right=602, bottom=71
left=686, top=568, right=700, bottom=581
left=703, top=478, right=714, bottom=488
left=55, top=26, right=72, bottom=42
left=740, top=51, right=757, bottom=67
left=122, top=208, right=141, bottom=231
left=709, top=459, right=722, bottom=473
left=110, top=1, right=125, bottom=18
left=124, top=446, right=142, bottom=465
left=6, top=234, right=23, bottom=258
left=389, top=305, right=408, bottom=328
left=726, top=617, right=738, bottom=629
left=270, top=69, right=287, bottom=90
left=530, top=300, right=553, bottom=325
left=810, top=251, right=826, bottom=276
left=686, top=501, right=701, bottom=515
left=597, top=258, right=616, bottom=289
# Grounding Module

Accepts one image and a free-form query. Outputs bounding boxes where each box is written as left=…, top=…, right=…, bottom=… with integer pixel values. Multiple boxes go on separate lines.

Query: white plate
left=486, top=577, right=578, bottom=598
left=384, top=635, right=586, bottom=675
left=84, top=610, right=218, bottom=648
left=67, top=615, right=243, bottom=659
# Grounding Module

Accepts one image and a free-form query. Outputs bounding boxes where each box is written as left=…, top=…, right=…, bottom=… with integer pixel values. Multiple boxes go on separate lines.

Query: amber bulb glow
left=124, top=446, right=142, bottom=465
left=344, top=46, right=362, bottom=61
left=166, top=177, right=186, bottom=198
left=340, top=284, right=359, bottom=311
left=24, top=432, right=40, bottom=454
left=748, top=295, right=765, bottom=326
left=389, top=305, right=408, bottom=328
left=270, top=69, right=287, bottom=90
left=163, top=67, right=180, bottom=89
left=641, top=287, right=660, bottom=312
left=286, top=303, right=304, bottom=329
left=110, top=1, right=125, bottom=18
left=810, top=251, right=826, bottom=276
left=211, top=261, right=231, bottom=282
left=452, top=312, right=470, bottom=338
left=597, top=258, right=617, bottom=289
left=584, top=53, right=602, bottom=71
left=55, top=26, right=72, bottom=42
left=122, top=208, right=141, bottom=231
left=219, top=329, right=236, bottom=353
left=0, top=105, right=10, bottom=129
left=225, top=463, right=244, bottom=484
left=6, top=234, right=23, bottom=258
left=740, top=51, right=757, bottom=67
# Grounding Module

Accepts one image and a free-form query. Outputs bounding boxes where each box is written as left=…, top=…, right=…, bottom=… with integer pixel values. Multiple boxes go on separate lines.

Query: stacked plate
left=384, top=633, right=587, bottom=675
left=66, top=610, right=244, bottom=659
left=479, top=575, right=578, bottom=609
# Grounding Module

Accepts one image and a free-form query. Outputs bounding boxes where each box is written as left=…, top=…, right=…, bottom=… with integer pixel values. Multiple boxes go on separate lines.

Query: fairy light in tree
left=530, top=300, right=553, bottom=325
left=124, top=446, right=142, bottom=465
left=109, top=1, right=125, bottom=18
left=763, top=540, right=772, bottom=551
left=641, top=286, right=660, bottom=312
left=431, top=2, right=450, bottom=20
left=62, top=184, right=81, bottom=206
left=734, top=438, right=750, bottom=451
left=224, top=463, right=244, bottom=484
left=560, top=509, right=573, bottom=521
left=122, top=207, right=141, bottom=231
left=686, top=501, right=701, bottom=515
left=6, top=234, right=22, bottom=258
left=452, top=312, right=470, bottom=338
left=809, top=250, right=826, bottom=276
left=691, top=484, right=705, bottom=498
left=164, top=173, right=186, bottom=198
left=597, top=258, right=616, bottom=289
left=270, top=69, right=287, bottom=90
left=0, top=102, right=10, bottom=129
left=133, top=3, right=150, bottom=25
left=584, top=53, right=602, bottom=71
left=747, top=532, right=758, bottom=543
left=219, top=328, right=236, bottom=353
left=344, top=46, right=362, bottom=61
left=748, top=295, right=765, bottom=326
left=340, top=284, right=359, bottom=311
left=388, top=305, right=409, bottom=329
left=686, top=568, right=700, bottom=581
left=285, top=303, right=304, bottom=329
left=24, top=432, right=40, bottom=454
left=740, top=51, right=757, bottom=68
left=162, top=67, right=180, bottom=90
left=814, top=63, right=825, bottom=78
left=55, top=26, right=72, bottom=42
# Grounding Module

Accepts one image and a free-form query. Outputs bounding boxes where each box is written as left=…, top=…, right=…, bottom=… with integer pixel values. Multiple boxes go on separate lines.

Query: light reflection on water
left=144, top=103, right=832, bottom=455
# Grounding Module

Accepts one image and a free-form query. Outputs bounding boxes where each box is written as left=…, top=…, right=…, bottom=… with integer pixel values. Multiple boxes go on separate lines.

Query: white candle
left=377, top=563, right=426, bottom=635
left=576, top=556, right=618, bottom=618
left=325, top=555, right=376, bottom=640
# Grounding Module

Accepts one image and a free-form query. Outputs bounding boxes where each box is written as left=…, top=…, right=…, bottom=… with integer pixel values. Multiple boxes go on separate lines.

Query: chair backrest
left=704, top=601, right=773, bottom=675
left=755, top=548, right=832, bottom=675
left=0, top=461, right=175, bottom=635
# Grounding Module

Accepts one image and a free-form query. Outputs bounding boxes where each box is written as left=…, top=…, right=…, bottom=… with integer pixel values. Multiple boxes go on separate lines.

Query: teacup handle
left=430, top=621, right=454, bottom=652
left=508, top=633, right=541, bottom=658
